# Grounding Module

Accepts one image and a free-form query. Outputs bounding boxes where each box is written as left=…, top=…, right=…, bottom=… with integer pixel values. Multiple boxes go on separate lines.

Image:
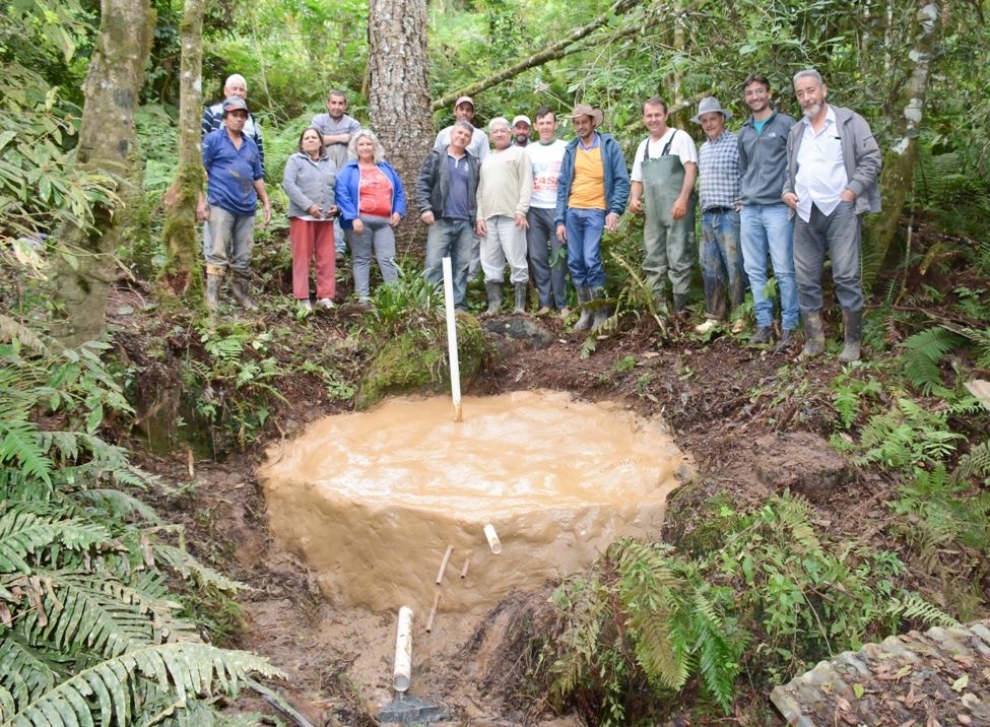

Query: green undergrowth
left=540, top=271, right=990, bottom=724
left=0, top=315, right=283, bottom=726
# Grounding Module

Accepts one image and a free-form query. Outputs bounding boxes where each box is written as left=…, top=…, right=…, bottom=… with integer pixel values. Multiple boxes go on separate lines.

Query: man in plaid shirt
left=692, top=97, right=745, bottom=333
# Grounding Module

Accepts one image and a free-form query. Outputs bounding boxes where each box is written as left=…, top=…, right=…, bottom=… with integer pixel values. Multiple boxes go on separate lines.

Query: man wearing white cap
left=434, top=96, right=489, bottom=278
left=628, top=96, right=698, bottom=316
left=511, top=115, right=531, bottom=147
left=691, top=97, right=745, bottom=333
left=433, top=96, right=489, bottom=162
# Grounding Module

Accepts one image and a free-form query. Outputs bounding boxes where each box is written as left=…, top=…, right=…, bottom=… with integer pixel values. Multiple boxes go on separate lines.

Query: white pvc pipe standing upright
left=393, top=606, right=413, bottom=692
left=441, top=257, right=463, bottom=422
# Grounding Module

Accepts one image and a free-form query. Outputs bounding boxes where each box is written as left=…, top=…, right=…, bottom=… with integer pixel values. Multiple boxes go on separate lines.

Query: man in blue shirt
left=198, top=96, right=271, bottom=311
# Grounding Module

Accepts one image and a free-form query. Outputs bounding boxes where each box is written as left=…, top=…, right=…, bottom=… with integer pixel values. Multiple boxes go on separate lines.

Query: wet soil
left=110, top=285, right=910, bottom=727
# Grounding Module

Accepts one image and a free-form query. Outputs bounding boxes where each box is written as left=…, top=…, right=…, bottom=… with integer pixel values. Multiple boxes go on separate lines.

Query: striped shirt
left=698, top=129, right=741, bottom=211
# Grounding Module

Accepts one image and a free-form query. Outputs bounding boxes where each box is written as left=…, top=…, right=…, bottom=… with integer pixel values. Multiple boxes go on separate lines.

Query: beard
left=802, top=102, right=822, bottom=119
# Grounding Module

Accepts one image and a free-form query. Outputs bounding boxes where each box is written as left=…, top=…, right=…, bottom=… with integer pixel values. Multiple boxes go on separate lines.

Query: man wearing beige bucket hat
left=553, top=103, right=630, bottom=331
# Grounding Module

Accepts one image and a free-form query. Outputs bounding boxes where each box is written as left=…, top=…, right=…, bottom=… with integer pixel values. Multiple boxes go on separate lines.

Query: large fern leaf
left=4, top=642, right=284, bottom=727
left=0, top=512, right=109, bottom=573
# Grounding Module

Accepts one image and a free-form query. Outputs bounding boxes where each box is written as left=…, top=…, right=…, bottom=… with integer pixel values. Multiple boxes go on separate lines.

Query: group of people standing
left=198, top=68, right=880, bottom=362
left=199, top=80, right=405, bottom=312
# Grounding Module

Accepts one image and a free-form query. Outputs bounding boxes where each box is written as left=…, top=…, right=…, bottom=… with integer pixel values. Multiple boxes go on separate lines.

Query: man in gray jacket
left=782, top=69, right=881, bottom=363
left=738, top=74, right=798, bottom=348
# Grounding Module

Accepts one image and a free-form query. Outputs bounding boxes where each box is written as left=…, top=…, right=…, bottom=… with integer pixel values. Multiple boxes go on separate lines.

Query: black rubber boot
left=513, top=283, right=527, bottom=314
left=483, top=282, right=503, bottom=316
left=205, top=274, right=221, bottom=311
left=838, top=309, right=863, bottom=363
left=573, top=287, right=593, bottom=331
left=800, top=311, right=826, bottom=359
left=230, top=274, right=258, bottom=310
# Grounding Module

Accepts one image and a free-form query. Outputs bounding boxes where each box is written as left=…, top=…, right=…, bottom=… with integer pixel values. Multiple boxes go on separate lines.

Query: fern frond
left=154, top=544, right=247, bottom=592
left=0, top=512, right=109, bottom=572
left=771, top=493, right=823, bottom=558
left=688, top=592, right=744, bottom=712
left=615, top=541, right=690, bottom=691
left=898, top=327, right=963, bottom=395
left=0, top=422, right=51, bottom=486
left=954, top=440, right=990, bottom=483
left=0, top=636, right=59, bottom=715
left=7, top=642, right=284, bottom=727
left=76, top=489, right=160, bottom=524
left=887, top=592, right=958, bottom=628
left=0, top=316, right=48, bottom=354
left=18, top=571, right=157, bottom=659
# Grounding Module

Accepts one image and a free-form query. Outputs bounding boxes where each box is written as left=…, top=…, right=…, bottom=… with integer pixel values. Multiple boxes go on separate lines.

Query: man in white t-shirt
left=628, top=96, right=698, bottom=315
left=525, top=106, right=570, bottom=315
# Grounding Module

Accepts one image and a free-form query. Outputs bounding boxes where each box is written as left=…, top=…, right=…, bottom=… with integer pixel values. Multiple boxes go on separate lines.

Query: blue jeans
left=740, top=203, right=799, bottom=330
left=793, top=201, right=863, bottom=313
left=564, top=208, right=606, bottom=289
left=700, top=209, right=745, bottom=319
left=206, top=205, right=255, bottom=278
left=526, top=207, right=568, bottom=308
left=423, top=217, right=474, bottom=310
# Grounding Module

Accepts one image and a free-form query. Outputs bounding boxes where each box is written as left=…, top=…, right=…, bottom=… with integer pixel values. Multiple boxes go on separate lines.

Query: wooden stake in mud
left=441, top=257, right=463, bottom=422
left=426, top=592, right=441, bottom=633
left=435, top=545, right=454, bottom=585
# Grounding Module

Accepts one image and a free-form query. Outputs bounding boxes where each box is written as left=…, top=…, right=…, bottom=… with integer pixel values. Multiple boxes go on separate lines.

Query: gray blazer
left=782, top=104, right=882, bottom=217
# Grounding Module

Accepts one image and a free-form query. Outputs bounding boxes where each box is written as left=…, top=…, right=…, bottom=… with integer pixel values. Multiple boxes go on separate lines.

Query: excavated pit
left=260, top=390, right=692, bottom=615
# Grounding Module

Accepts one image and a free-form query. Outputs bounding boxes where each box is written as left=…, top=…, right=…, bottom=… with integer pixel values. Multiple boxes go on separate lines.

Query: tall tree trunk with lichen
left=158, top=0, right=205, bottom=306
left=864, top=1, right=940, bottom=286
left=50, top=0, right=152, bottom=348
left=367, top=0, right=432, bottom=258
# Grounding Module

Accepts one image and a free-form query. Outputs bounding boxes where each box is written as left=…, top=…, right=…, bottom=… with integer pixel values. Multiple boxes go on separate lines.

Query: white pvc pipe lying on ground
left=441, top=257, right=463, bottom=422
left=393, top=606, right=413, bottom=692
left=484, top=523, right=502, bottom=554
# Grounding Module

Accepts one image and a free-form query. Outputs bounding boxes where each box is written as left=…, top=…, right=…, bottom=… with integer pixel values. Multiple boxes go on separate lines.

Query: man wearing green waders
left=628, top=97, right=698, bottom=317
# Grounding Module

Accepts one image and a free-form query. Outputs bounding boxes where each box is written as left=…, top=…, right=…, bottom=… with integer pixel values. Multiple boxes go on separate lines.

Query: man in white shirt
left=782, top=69, right=881, bottom=362
left=525, top=107, right=569, bottom=315
left=628, top=97, right=698, bottom=315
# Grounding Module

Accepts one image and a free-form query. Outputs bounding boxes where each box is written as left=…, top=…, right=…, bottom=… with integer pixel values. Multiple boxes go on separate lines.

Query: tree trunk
left=159, top=0, right=205, bottom=305
left=50, top=0, right=152, bottom=348
left=367, top=0, right=432, bottom=259
left=865, top=1, right=939, bottom=286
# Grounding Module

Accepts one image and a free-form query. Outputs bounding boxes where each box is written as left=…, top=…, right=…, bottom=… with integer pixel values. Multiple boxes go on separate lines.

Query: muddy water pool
left=260, top=390, right=692, bottom=616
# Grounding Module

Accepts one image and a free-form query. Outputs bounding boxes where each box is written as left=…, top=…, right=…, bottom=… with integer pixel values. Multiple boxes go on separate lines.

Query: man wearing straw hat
left=691, top=97, right=745, bottom=334
left=554, top=103, right=630, bottom=332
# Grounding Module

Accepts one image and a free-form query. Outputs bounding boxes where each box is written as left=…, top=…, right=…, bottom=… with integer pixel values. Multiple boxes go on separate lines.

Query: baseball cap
left=455, top=96, right=475, bottom=109
left=512, top=115, right=532, bottom=128
left=222, top=96, right=249, bottom=114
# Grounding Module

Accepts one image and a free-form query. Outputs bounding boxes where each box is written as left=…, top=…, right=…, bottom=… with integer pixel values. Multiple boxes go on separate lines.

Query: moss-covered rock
left=355, top=311, right=486, bottom=409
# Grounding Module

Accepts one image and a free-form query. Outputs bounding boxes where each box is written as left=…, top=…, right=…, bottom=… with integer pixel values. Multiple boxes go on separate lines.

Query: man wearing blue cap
left=198, top=96, right=271, bottom=311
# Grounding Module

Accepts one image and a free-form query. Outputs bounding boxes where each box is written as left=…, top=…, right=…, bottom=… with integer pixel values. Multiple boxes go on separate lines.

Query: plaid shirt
left=698, top=129, right=740, bottom=211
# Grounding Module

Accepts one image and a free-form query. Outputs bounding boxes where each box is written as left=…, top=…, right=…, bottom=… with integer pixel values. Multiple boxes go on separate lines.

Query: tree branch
left=432, top=0, right=641, bottom=110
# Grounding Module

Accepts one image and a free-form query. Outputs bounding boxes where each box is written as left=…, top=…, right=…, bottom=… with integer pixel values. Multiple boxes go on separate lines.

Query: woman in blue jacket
left=335, top=129, right=406, bottom=301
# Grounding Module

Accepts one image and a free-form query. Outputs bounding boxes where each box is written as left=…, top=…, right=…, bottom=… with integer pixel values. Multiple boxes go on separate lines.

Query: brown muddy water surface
left=260, top=390, right=692, bottom=617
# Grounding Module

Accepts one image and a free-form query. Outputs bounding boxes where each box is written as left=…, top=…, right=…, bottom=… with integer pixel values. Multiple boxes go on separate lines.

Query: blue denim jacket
left=553, top=131, right=630, bottom=227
